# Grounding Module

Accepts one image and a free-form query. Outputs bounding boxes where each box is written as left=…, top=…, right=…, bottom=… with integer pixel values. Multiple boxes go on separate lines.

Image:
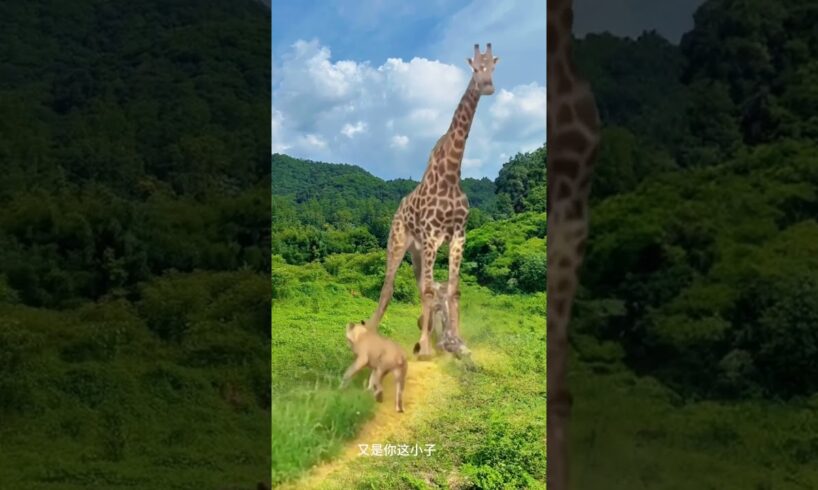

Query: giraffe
left=366, top=43, right=499, bottom=359
left=547, top=1, right=602, bottom=489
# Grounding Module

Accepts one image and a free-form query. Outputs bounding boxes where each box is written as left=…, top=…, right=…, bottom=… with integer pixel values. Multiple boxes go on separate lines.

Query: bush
left=139, top=275, right=208, bottom=341
left=0, top=275, right=20, bottom=303
left=461, top=417, right=546, bottom=489
left=512, top=252, right=546, bottom=293
left=0, top=325, right=41, bottom=412
left=742, top=275, right=818, bottom=397
left=464, top=213, right=546, bottom=294
left=577, top=142, right=818, bottom=399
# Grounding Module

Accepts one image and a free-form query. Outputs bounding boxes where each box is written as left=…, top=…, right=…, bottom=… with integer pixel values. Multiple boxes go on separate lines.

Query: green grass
left=271, top=254, right=547, bottom=489
left=570, top=340, right=818, bottom=489
left=271, top=388, right=375, bottom=483
left=0, top=271, right=269, bottom=490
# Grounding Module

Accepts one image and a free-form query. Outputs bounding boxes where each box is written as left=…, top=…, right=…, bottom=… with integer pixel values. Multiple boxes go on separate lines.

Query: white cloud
left=341, top=121, right=367, bottom=138
left=272, top=38, right=545, bottom=179
left=391, top=135, right=410, bottom=149
left=489, top=83, right=547, bottom=138
left=302, top=133, right=327, bottom=149
left=271, top=109, right=290, bottom=153
left=380, top=57, right=464, bottom=107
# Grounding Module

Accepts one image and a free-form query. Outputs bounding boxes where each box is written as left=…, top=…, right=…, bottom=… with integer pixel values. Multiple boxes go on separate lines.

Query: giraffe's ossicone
left=366, top=43, right=500, bottom=360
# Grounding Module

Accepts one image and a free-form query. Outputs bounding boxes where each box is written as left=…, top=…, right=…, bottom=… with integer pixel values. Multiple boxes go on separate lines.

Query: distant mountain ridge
left=271, top=153, right=498, bottom=211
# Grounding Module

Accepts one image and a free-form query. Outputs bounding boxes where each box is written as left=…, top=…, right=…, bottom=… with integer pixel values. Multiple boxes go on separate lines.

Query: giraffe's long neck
left=448, top=77, right=480, bottom=136
left=421, top=78, right=480, bottom=184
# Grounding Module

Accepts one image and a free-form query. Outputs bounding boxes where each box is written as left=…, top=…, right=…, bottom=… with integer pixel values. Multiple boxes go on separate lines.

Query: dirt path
left=277, top=356, right=457, bottom=489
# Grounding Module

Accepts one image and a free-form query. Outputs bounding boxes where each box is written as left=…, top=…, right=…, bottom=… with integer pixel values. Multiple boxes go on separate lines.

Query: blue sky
left=272, top=0, right=471, bottom=65
left=271, top=0, right=547, bottom=181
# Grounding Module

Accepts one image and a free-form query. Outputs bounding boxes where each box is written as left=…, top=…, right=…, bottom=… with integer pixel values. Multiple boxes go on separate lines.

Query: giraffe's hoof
left=442, top=337, right=470, bottom=357
left=415, top=349, right=434, bottom=361
left=375, top=391, right=383, bottom=402
left=413, top=342, right=434, bottom=359
left=456, top=344, right=472, bottom=358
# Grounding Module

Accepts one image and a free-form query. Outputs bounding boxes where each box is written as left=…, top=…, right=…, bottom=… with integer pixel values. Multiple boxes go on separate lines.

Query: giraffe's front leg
left=414, top=286, right=435, bottom=359
left=445, top=232, right=470, bottom=358
left=413, top=240, right=438, bottom=360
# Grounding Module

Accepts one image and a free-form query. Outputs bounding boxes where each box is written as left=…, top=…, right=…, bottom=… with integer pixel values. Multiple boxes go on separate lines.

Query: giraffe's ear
left=466, top=58, right=476, bottom=71
left=493, top=57, right=500, bottom=65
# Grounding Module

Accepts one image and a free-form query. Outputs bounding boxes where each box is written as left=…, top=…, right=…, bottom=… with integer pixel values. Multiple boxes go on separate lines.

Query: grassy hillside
left=0, top=1, right=270, bottom=488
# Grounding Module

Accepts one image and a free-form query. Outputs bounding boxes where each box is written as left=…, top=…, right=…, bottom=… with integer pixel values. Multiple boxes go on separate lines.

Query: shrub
left=461, top=417, right=546, bottom=489
left=742, top=275, right=818, bottom=397
left=512, top=252, right=546, bottom=293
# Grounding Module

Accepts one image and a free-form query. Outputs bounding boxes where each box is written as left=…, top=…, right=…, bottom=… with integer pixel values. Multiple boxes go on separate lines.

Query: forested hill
left=0, top=0, right=271, bottom=308
left=271, top=146, right=545, bottom=264
left=575, top=0, right=818, bottom=202
left=570, top=0, right=818, bottom=401
left=271, top=153, right=497, bottom=210
left=0, top=0, right=269, bottom=198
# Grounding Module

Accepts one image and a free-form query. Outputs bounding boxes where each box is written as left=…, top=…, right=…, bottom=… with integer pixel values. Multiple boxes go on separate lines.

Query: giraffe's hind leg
left=368, top=218, right=412, bottom=328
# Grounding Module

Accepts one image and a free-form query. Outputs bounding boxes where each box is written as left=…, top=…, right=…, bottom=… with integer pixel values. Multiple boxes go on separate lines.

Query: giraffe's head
left=467, top=43, right=499, bottom=96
